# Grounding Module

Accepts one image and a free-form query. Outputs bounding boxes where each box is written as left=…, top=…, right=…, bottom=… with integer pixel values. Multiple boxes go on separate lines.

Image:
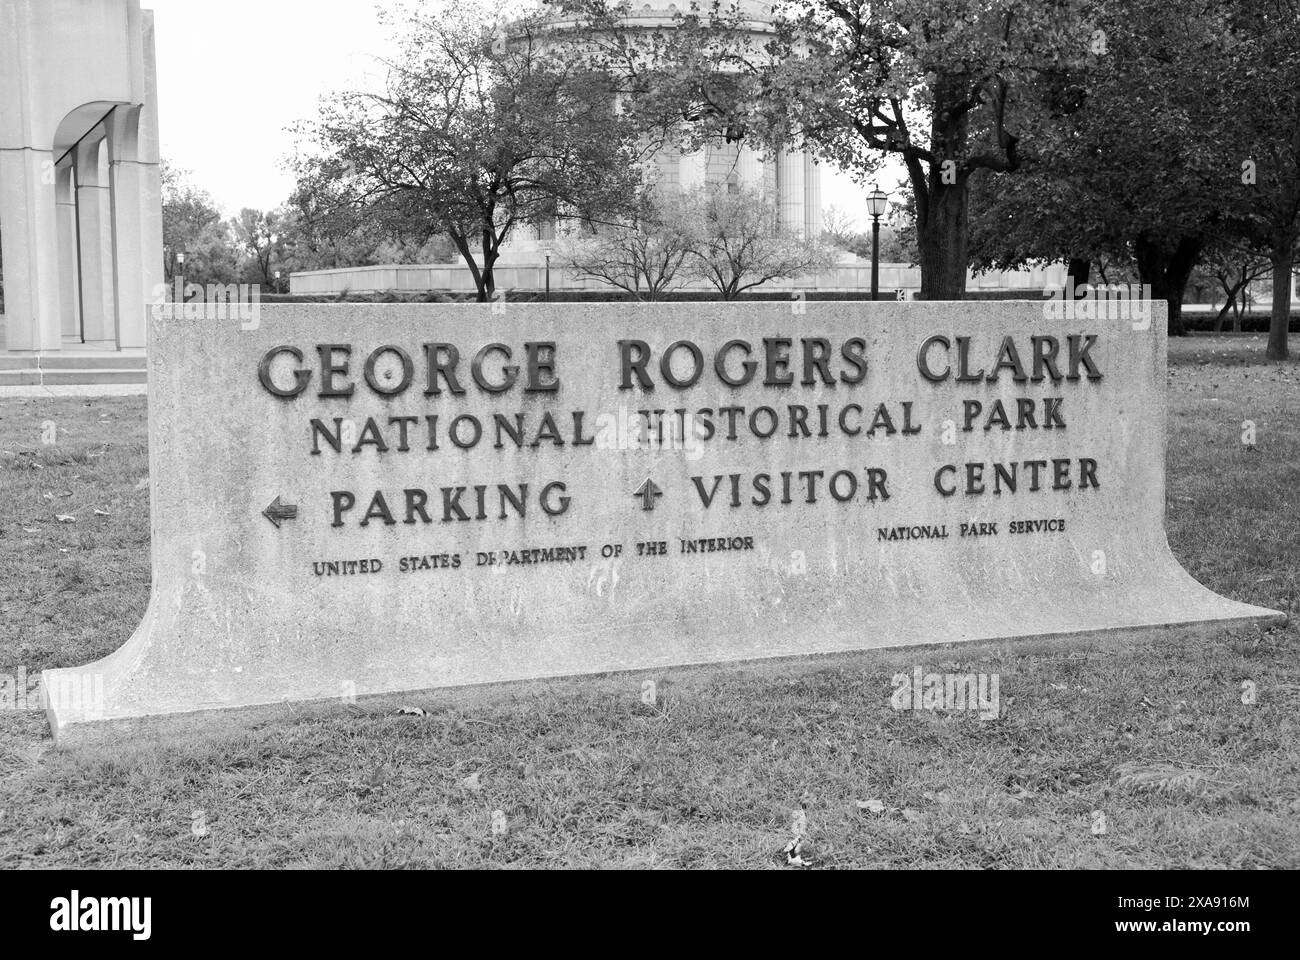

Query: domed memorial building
left=501, top=0, right=823, bottom=266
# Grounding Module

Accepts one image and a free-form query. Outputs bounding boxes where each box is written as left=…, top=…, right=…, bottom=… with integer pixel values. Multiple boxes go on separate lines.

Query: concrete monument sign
left=44, top=302, right=1284, bottom=743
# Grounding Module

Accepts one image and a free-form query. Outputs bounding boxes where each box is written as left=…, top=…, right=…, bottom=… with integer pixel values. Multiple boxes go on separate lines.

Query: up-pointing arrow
left=263, top=495, right=299, bottom=529
left=633, top=478, right=664, bottom=512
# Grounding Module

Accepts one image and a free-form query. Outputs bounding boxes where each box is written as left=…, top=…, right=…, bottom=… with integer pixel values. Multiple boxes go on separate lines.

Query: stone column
left=138, top=10, right=165, bottom=319
left=711, top=140, right=740, bottom=187
left=56, top=162, right=82, bottom=340
left=106, top=106, right=153, bottom=350
left=776, top=148, right=805, bottom=237
left=737, top=144, right=762, bottom=193
left=680, top=148, right=707, bottom=189
left=75, top=135, right=115, bottom=343
left=100, top=12, right=163, bottom=351
left=803, top=152, right=822, bottom=239
left=0, top=147, right=63, bottom=352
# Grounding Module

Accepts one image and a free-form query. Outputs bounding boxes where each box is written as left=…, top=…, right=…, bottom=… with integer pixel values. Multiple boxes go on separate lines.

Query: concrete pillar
left=138, top=10, right=165, bottom=318
left=710, top=140, right=739, bottom=187
left=55, top=162, right=82, bottom=340
left=803, top=152, right=822, bottom=239
left=762, top=155, right=777, bottom=201
left=102, top=11, right=163, bottom=351
left=106, top=107, right=153, bottom=350
left=75, top=135, right=115, bottom=342
left=737, top=145, right=762, bottom=193
left=0, top=147, right=63, bottom=351
left=680, top=148, right=707, bottom=189
left=776, top=148, right=805, bottom=237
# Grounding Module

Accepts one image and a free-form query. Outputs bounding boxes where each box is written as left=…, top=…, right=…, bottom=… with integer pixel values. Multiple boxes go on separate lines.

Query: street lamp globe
left=867, top=185, right=890, bottom=220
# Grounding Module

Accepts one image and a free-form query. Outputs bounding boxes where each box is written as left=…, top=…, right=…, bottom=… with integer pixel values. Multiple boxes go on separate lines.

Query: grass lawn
left=1, top=336, right=1297, bottom=869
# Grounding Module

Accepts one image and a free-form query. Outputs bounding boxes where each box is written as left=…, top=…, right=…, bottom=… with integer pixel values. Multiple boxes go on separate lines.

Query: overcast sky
left=147, top=0, right=899, bottom=228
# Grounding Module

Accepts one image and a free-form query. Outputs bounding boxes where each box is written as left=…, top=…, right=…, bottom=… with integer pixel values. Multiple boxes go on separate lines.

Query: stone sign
left=44, top=302, right=1284, bottom=743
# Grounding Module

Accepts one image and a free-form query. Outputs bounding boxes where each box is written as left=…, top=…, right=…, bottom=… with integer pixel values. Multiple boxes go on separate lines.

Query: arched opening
left=0, top=2, right=160, bottom=363
left=53, top=102, right=133, bottom=348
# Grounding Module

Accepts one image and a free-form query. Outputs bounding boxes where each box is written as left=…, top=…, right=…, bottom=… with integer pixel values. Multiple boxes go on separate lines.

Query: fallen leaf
left=461, top=771, right=483, bottom=793
left=1114, top=762, right=1220, bottom=796
left=783, top=838, right=812, bottom=867
left=856, top=799, right=886, bottom=815
left=55, top=515, right=75, bottom=524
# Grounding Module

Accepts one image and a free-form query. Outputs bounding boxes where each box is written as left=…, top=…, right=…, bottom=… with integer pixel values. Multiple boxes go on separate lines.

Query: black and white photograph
left=0, top=0, right=1296, bottom=920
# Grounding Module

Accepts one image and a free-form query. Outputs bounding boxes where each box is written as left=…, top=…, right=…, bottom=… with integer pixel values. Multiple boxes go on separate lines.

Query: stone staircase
left=0, top=352, right=147, bottom=387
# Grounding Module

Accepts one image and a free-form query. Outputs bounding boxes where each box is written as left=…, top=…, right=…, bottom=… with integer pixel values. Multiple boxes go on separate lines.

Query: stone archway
left=0, top=0, right=161, bottom=355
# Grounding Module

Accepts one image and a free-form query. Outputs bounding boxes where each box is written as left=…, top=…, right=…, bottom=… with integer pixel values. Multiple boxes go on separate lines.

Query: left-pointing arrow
left=263, top=496, right=299, bottom=529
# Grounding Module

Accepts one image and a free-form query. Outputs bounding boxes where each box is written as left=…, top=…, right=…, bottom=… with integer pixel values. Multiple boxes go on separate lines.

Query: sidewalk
left=0, top=384, right=147, bottom=399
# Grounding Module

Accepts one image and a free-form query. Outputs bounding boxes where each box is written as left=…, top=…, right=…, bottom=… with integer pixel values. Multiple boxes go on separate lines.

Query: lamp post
left=867, top=185, right=889, bottom=302
left=545, top=253, right=552, bottom=302
left=268, top=234, right=280, bottom=293
left=175, top=252, right=187, bottom=302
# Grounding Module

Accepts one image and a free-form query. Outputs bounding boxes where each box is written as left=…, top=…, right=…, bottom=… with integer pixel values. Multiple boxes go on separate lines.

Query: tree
left=282, top=182, right=459, bottom=273
left=824, top=202, right=916, bottom=263
left=558, top=190, right=693, bottom=300
left=681, top=184, right=837, bottom=299
left=291, top=1, right=646, bottom=302
left=967, top=0, right=1300, bottom=347
left=1214, top=0, right=1300, bottom=359
left=545, top=1, right=766, bottom=158
left=1193, top=241, right=1272, bottom=332
left=161, top=162, right=240, bottom=285
left=821, top=205, right=860, bottom=248
left=766, top=0, right=1091, bottom=300
left=230, top=208, right=288, bottom=286
left=555, top=0, right=1090, bottom=299
left=966, top=0, right=1263, bottom=336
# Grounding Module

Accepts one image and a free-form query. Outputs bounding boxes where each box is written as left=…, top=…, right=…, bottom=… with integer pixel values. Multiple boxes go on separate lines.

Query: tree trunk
left=446, top=229, right=489, bottom=302
left=916, top=179, right=969, bottom=301
left=1267, top=247, right=1293, bottom=360
left=1214, top=301, right=1230, bottom=332
left=479, top=231, right=499, bottom=304
left=1067, top=259, right=1091, bottom=297
left=1134, top=234, right=1202, bottom=337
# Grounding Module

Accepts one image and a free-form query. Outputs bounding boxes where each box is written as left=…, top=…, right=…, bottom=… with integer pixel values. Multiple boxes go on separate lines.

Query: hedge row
left=268, top=288, right=1054, bottom=305
left=260, top=291, right=1299, bottom=331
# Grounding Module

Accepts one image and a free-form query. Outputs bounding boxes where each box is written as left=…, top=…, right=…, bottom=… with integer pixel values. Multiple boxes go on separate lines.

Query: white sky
left=148, top=0, right=901, bottom=228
